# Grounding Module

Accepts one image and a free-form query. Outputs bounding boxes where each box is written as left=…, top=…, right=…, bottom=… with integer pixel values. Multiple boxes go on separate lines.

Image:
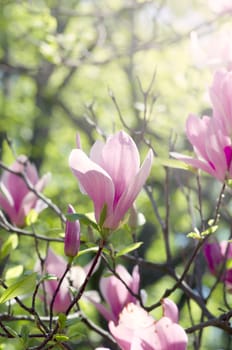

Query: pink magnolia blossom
left=171, top=114, right=232, bottom=181
left=89, top=264, right=140, bottom=323
left=39, top=249, right=71, bottom=313
left=190, top=30, right=232, bottom=71
left=0, top=155, right=50, bottom=227
left=209, top=69, right=232, bottom=135
left=64, top=204, right=80, bottom=258
left=109, top=299, right=188, bottom=350
left=204, top=240, right=232, bottom=289
left=69, top=131, right=153, bottom=229
left=37, top=249, right=98, bottom=313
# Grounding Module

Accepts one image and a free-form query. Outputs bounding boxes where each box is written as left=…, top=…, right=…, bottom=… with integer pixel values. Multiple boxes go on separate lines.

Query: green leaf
left=4, top=326, right=18, bottom=338
left=54, top=334, right=69, bottom=342
left=38, top=273, right=58, bottom=283
left=67, top=213, right=99, bottom=231
left=99, top=204, right=107, bottom=228
left=1, top=234, right=18, bottom=260
left=115, top=242, right=143, bottom=257
left=58, top=313, right=67, bottom=330
left=226, top=258, right=232, bottom=269
left=20, top=325, right=30, bottom=346
left=25, top=209, right=38, bottom=226
left=201, top=225, right=218, bottom=237
left=77, top=246, right=99, bottom=257
left=155, top=157, right=191, bottom=170
left=0, top=273, right=37, bottom=304
left=187, top=232, right=201, bottom=240
left=5, top=265, right=23, bottom=281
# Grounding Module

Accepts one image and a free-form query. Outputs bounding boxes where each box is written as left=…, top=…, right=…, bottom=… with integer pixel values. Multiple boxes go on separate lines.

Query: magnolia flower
left=39, top=249, right=71, bottom=313
left=190, top=30, right=232, bottom=71
left=37, top=249, right=98, bottom=313
left=89, top=264, right=140, bottom=323
left=69, top=131, right=153, bottom=230
left=109, top=299, right=188, bottom=350
left=204, top=240, right=232, bottom=289
left=171, top=114, right=232, bottom=181
left=171, top=69, right=232, bottom=181
left=64, top=204, right=80, bottom=258
left=209, top=69, right=232, bottom=135
left=0, top=155, right=50, bottom=227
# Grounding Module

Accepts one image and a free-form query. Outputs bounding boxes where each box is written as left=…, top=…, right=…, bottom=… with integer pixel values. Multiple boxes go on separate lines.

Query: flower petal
left=69, top=149, right=115, bottom=222
left=105, top=149, right=153, bottom=228
left=100, top=131, right=140, bottom=202
left=162, top=298, right=179, bottom=323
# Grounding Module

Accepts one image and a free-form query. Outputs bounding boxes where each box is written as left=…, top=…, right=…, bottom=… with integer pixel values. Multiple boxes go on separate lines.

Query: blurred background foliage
left=1, top=0, right=232, bottom=349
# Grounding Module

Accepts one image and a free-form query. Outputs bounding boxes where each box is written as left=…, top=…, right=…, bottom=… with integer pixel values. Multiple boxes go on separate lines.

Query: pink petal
left=155, top=317, right=188, bottom=350
left=69, top=149, right=115, bottom=222
left=170, top=152, right=221, bottom=179
left=162, top=298, right=179, bottom=323
left=90, top=140, right=105, bottom=165
left=99, top=131, right=140, bottom=202
left=105, top=149, right=153, bottom=229
left=109, top=303, right=160, bottom=350
left=204, top=242, right=223, bottom=274
left=186, top=114, right=211, bottom=161
left=131, top=265, right=140, bottom=295
left=90, top=132, right=141, bottom=209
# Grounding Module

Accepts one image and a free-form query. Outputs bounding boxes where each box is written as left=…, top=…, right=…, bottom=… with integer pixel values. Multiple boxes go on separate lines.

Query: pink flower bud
left=64, top=205, right=80, bottom=258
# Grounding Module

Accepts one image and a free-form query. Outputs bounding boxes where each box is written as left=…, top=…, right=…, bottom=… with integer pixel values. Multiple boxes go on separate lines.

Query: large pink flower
left=89, top=264, right=140, bottom=323
left=109, top=299, right=188, bottom=350
left=209, top=69, right=232, bottom=135
left=69, top=131, right=153, bottom=229
left=0, top=155, right=50, bottom=227
left=171, top=114, right=232, bottom=181
left=204, top=240, right=232, bottom=289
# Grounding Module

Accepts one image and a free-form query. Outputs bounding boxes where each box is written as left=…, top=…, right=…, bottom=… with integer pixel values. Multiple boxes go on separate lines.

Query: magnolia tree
left=1, top=1, right=232, bottom=350
left=1, top=89, right=232, bottom=348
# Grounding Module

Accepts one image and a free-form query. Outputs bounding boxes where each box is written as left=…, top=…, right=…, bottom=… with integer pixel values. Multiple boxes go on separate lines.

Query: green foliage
left=0, top=273, right=36, bottom=304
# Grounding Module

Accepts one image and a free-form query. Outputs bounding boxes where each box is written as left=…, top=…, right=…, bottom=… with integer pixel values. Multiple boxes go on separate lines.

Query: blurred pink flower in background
left=69, top=131, right=153, bottom=230
left=89, top=264, right=140, bottom=323
left=109, top=299, right=188, bottom=350
left=204, top=240, right=232, bottom=289
left=190, top=30, right=232, bottom=71
left=0, top=155, right=50, bottom=227
left=39, top=249, right=71, bottom=313
left=209, top=69, right=232, bottom=134
left=36, top=249, right=98, bottom=313
left=208, top=0, right=232, bottom=14
left=64, top=204, right=80, bottom=258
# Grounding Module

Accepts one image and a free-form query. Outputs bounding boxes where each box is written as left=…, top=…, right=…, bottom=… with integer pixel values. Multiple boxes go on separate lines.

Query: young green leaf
left=0, top=273, right=37, bottom=304
left=1, top=234, right=18, bottom=260
left=115, top=242, right=143, bottom=257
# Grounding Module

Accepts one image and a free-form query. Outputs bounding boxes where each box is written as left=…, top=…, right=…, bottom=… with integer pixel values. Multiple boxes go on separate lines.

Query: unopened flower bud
left=64, top=205, right=80, bottom=258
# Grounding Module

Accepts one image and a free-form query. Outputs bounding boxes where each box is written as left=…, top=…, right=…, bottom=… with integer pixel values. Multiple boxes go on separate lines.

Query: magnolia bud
left=64, top=205, right=80, bottom=258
